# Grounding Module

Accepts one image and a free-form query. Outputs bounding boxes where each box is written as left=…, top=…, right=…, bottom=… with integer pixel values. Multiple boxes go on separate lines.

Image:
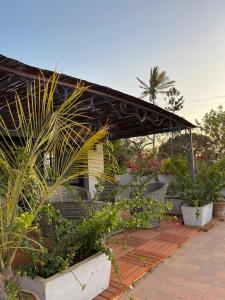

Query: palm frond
left=0, top=73, right=116, bottom=272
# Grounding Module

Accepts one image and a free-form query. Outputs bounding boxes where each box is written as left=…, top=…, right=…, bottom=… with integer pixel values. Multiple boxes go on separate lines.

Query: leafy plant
left=158, top=133, right=212, bottom=160
left=196, top=106, right=225, bottom=160
left=136, top=67, right=175, bottom=104
left=18, top=173, right=172, bottom=279
left=159, top=156, right=190, bottom=176
left=6, top=280, right=19, bottom=300
left=0, top=74, right=115, bottom=299
left=136, top=66, right=175, bottom=151
left=162, top=156, right=225, bottom=207
left=164, top=87, right=185, bottom=112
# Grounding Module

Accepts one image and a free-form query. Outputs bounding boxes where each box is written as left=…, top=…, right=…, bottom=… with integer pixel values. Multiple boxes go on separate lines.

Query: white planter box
left=181, top=203, right=213, bottom=227
left=17, top=252, right=111, bottom=300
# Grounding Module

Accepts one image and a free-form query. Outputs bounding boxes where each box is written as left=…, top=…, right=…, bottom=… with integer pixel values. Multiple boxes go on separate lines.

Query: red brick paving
left=95, top=219, right=198, bottom=300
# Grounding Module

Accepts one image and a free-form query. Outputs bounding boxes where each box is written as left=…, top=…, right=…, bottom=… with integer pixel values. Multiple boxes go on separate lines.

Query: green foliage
left=19, top=202, right=120, bottom=278
left=197, top=106, right=225, bottom=160
left=111, top=140, right=137, bottom=174
left=0, top=74, right=115, bottom=297
left=162, top=156, right=225, bottom=206
left=13, top=212, right=34, bottom=233
left=164, top=87, right=185, bottom=112
left=196, top=158, right=225, bottom=202
left=19, top=174, right=171, bottom=278
left=159, top=156, right=190, bottom=175
left=158, top=133, right=212, bottom=160
left=136, top=66, right=175, bottom=103
left=6, top=280, right=19, bottom=300
left=112, top=137, right=159, bottom=176
left=124, top=173, right=172, bottom=227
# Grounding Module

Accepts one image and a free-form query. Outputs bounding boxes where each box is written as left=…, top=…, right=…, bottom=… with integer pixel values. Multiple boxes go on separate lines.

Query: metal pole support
left=189, top=129, right=195, bottom=184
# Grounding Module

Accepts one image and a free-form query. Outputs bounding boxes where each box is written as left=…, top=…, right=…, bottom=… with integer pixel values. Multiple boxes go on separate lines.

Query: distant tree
left=112, top=137, right=154, bottom=174
left=112, top=140, right=136, bottom=173
left=164, top=87, right=185, bottom=112
left=196, top=106, right=225, bottom=160
left=136, top=66, right=175, bottom=104
left=158, top=132, right=213, bottom=160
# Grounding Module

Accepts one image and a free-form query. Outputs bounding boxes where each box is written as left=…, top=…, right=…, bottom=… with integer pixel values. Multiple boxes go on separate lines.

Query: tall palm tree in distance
left=136, top=67, right=175, bottom=152
left=136, top=66, right=175, bottom=104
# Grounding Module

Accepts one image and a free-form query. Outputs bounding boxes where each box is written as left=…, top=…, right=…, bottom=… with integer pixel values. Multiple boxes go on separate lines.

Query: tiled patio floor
left=118, top=221, right=225, bottom=300
left=95, top=219, right=198, bottom=300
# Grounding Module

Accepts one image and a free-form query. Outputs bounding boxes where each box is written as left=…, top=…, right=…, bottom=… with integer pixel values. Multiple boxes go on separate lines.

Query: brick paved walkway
left=119, top=221, right=225, bottom=300
left=95, top=219, right=198, bottom=300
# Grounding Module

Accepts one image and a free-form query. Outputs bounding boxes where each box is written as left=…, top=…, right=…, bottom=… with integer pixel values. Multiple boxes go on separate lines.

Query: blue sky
left=1, top=0, right=225, bottom=122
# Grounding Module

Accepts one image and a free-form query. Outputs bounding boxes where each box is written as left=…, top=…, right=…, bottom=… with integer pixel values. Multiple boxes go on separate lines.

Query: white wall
left=84, top=143, right=104, bottom=198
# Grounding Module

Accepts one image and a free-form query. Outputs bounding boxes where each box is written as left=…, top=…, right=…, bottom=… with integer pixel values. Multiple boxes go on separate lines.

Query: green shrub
left=19, top=177, right=171, bottom=279
left=162, top=156, right=225, bottom=206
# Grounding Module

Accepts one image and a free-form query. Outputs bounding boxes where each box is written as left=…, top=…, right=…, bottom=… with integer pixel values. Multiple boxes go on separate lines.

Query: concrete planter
left=181, top=203, right=213, bottom=227
left=17, top=252, right=111, bottom=300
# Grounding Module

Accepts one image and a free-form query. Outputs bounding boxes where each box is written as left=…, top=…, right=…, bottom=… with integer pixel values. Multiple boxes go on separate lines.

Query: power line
left=184, top=102, right=225, bottom=110
left=187, top=95, right=225, bottom=102
left=185, top=101, right=225, bottom=107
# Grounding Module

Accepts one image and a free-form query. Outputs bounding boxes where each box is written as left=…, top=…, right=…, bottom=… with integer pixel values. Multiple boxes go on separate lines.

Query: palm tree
left=136, top=67, right=175, bottom=152
left=0, top=74, right=116, bottom=299
left=136, top=66, right=175, bottom=104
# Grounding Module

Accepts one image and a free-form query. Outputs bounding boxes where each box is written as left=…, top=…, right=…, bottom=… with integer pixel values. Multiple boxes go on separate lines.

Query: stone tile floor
left=95, top=219, right=198, bottom=300
left=119, top=221, right=225, bottom=300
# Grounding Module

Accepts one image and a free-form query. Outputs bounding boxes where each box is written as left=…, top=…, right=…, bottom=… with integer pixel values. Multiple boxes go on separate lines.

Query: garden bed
left=17, top=253, right=111, bottom=300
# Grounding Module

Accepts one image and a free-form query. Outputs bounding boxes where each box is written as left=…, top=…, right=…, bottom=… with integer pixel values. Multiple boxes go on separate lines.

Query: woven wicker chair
left=145, top=182, right=168, bottom=227
left=130, top=181, right=168, bottom=228
left=40, top=186, right=104, bottom=236
left=50, top=186, right=91, bottom=203
left=49, top=186, right=104, bottom=221
left=145, top=182, right=168, bottom=201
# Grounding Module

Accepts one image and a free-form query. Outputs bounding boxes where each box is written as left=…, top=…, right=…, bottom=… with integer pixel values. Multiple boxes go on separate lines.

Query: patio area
left=120, top=221, right=225, bottom=300
left=95, top=219, right=199, bottom=300
left=0, top=54, right=224, bottom=300
left=96, top=219, right=225, bottom=300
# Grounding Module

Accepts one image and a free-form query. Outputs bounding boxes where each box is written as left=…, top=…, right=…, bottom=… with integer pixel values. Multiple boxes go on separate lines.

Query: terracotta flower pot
left=12, top=250, right=31, bottom=269
left=213, top=201, right=225, bottom=218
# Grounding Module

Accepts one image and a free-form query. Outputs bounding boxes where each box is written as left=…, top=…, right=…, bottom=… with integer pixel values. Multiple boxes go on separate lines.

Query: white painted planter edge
left=17, top=252, right=111, bottom=300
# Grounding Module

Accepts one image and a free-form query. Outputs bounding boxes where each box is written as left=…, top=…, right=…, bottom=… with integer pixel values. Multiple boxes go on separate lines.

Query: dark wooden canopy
left=0, top=54, right=195, bottom=139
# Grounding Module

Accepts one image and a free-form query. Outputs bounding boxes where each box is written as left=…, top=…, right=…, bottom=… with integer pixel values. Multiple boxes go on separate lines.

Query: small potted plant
left=159, top=156, right=190, bottom=215
left=162, top=157, right=225, bottom=227
left=179, top=162, right=216, bottom=227
left=204, top=160, right=225, bottom=218
left=180, top=180, right=213, bottom=227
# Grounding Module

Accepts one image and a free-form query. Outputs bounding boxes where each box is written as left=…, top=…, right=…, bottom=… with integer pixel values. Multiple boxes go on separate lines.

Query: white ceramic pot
left=181, top=202, right=213, bottom=227
left=17, top=252, right=111, bottom=300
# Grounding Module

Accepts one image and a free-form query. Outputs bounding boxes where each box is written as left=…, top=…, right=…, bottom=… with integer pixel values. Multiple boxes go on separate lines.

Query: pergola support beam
left=189, top=129, right=195, bottom=184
